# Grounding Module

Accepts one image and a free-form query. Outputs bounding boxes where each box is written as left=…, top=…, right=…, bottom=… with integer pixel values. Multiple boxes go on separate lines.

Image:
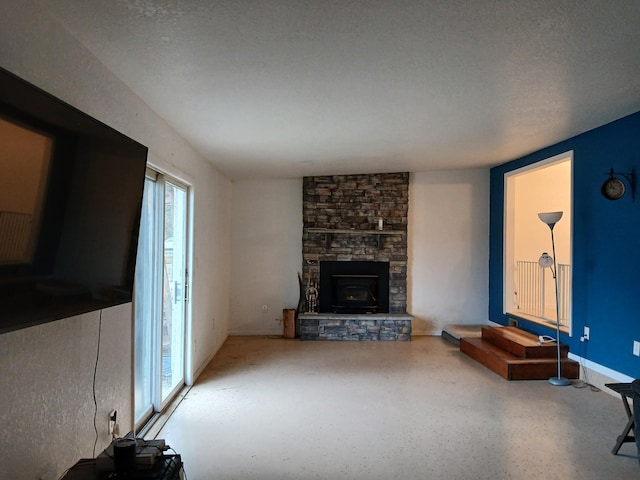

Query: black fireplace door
left=319, top=261, right=389, bottom=313
left=332, top=275, right=379, bottom=313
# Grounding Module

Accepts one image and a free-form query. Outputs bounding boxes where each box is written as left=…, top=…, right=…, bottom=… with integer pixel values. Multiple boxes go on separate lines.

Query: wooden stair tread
left=480, top=326, right=569, bottom=359
left=460, top=336, right=520, bottom=360
left=487, top=326, right=541, bottom=346
left=460, top=329, right=580, bottom=381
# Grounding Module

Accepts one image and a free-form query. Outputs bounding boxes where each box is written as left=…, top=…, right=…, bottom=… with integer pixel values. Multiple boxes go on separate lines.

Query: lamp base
left=549, top=376, right=571, bottom=386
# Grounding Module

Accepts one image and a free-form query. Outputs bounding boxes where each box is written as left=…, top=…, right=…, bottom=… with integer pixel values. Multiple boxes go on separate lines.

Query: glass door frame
left=134, top=167, right=191, bottom=432
left=160, top=178, right=188, bottom=408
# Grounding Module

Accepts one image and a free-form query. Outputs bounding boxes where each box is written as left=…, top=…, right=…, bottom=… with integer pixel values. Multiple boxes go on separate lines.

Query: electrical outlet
left=583, top=326, right=590, bottom=341
left=633, top=341, right=640, bottom=357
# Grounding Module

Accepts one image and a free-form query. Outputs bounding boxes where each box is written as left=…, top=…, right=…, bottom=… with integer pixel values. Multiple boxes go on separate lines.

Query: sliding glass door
left=161, top=181, right=187, bottom=400
left=135, top=169, right=189, bottom=429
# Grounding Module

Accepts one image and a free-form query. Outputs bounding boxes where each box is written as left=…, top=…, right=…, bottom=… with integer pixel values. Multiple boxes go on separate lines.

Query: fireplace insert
left=319, top=261, right=389, bottom=313
left=331, top=274, right=379, bottom=313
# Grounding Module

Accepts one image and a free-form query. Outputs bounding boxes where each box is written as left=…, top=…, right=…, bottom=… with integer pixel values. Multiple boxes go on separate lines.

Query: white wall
left=230, top=179, right=303, bottom=335
left=513, top=159, right=571, bottom=265
left=186, top=163, right=232, bottom=382
left=0, top=1, right=232, bottom=478
left=408, top=170, right=490, bottom=334
left=228, top=172, right=490, bottom=337
left=0, top=305, right=131, bottom=480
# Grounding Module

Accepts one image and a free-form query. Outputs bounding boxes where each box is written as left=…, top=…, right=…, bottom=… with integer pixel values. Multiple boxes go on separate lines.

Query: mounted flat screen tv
left=0, top=67, right=148, bottom=334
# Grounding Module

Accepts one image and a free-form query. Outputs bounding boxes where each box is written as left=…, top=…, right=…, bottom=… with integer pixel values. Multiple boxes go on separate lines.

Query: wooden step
left=481, top=326, right=569, bottom=359
left=460, top=335, right=580, bottom=381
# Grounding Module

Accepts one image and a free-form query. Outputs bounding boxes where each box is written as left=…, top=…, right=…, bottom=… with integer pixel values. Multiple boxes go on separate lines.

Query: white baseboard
left=568, top=353, right=634, bottom=396
left=229, top=330, right=284, bottom=336
left=192, top=348, right=218, bottom=384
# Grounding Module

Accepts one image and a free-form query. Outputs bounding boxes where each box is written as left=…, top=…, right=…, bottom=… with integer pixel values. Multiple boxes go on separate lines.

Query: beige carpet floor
left=154, top=335, right=639, bottom=479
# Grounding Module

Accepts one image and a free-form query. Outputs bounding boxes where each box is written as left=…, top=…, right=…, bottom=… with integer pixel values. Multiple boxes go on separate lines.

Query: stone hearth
left=299, top=313, right=412, bottom=341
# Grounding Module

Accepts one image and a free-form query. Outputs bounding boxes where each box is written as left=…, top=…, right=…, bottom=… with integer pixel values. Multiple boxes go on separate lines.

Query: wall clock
left=601, top=176, right=626, bottom=200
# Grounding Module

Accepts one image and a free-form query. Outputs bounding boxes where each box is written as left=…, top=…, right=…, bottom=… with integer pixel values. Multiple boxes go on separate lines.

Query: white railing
left=0, top=211, right=33, bottom=264
left=515, top=260, right=570, bottom=328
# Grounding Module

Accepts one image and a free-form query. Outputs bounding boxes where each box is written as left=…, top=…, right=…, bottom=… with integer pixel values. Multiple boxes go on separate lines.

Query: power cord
left=572, top=330, right=600, bottom=392
left=57, top=311, right=103, bottom=479
left=166, top=446, right=188, bottom=480
left=537, top=335, right=556, bottom=345
left=92, top=310, right=103, bottom=458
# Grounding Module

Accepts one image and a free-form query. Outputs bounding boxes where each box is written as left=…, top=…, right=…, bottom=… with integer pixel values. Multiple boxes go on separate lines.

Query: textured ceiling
left=45, top=1, right=640, bottom=180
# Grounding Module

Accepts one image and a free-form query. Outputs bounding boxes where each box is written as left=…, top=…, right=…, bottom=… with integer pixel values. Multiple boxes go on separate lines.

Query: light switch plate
left=633, top=341, right=640, bottom=357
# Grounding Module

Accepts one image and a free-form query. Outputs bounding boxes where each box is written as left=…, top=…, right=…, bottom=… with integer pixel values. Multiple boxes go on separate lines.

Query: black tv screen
left=0, top=67, right=148, bottom=334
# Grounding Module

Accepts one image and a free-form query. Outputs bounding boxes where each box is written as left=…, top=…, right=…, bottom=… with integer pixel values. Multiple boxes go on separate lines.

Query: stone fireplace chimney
left=302, top=173, right=409, bottom=314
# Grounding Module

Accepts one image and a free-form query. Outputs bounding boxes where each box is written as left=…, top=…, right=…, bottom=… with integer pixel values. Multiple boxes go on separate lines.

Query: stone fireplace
left=299, top=173, right=412, bottom=340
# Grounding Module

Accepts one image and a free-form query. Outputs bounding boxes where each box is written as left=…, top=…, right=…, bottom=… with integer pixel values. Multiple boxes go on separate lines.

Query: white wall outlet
left=633, top=341, right=640, bottom=357
left=583, top=326, right=590, bottom=341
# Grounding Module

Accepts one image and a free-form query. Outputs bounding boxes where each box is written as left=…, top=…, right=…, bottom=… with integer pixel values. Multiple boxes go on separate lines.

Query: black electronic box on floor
left=62, top=439, right=183, bottom=479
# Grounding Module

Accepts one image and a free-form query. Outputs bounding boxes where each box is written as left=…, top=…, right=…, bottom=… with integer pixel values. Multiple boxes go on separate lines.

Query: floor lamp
left=538, top=211, right=570, bottom=386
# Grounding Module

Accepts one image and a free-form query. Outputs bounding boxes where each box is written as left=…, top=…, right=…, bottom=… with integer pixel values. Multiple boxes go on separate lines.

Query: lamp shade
left=538, top=211, right=563, bottom=225
left=538, top=252, right=554, bottom=268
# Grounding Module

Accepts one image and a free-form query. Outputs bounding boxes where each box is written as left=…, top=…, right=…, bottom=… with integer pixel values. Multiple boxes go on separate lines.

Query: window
left=503, top=152, right=572, bottom=332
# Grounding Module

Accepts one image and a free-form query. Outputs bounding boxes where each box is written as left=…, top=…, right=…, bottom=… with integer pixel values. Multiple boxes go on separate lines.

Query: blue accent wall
left=489, top=111, right=640, bottom=379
